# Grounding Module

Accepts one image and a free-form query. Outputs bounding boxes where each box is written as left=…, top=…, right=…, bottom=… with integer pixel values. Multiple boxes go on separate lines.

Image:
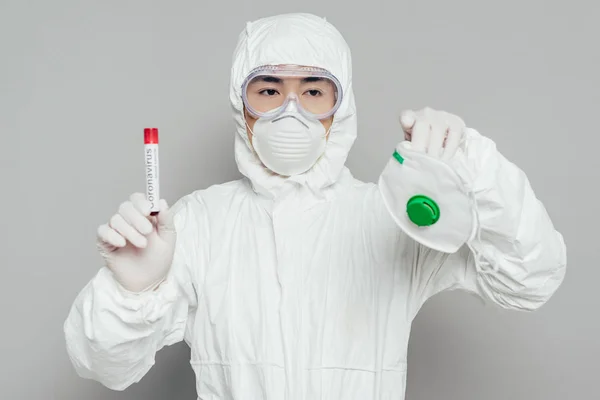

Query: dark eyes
left=258, top=89, right=323, bottom=97
left=259, top=89, right=279, bottom=96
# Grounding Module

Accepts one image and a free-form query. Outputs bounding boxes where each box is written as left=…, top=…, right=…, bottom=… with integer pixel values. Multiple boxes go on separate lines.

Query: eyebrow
left=260, top=76, right=282, bottom=83
left=256, top=76, right=325, bottom=83
left=302, top=77, right=324, bottom=83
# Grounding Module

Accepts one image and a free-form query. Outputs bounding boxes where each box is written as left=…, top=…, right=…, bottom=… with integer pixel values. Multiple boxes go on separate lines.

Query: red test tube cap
left=144, top=128, right=159, bottom=144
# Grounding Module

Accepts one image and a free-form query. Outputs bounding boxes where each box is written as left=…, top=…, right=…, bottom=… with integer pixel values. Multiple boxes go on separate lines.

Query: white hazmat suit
left=64, top=13, right=567, bottom=400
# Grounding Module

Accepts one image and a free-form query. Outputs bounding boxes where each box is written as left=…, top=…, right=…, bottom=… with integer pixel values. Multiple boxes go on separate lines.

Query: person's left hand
left=400, top=107, right=466, bottom=161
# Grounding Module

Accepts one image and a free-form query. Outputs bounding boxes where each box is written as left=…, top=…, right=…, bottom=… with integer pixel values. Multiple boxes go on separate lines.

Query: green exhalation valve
left=406, top=195, right=440, bottom=227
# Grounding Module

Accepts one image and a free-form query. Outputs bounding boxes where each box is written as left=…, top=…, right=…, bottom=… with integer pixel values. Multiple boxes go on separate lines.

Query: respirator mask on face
left=242, top=65, right=343, bottom=176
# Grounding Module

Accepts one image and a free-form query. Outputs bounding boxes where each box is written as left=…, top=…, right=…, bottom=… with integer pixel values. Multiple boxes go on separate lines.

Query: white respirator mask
left=246, top=102, right=330, bottom=176
left=378, top=141, right=477, bottom=254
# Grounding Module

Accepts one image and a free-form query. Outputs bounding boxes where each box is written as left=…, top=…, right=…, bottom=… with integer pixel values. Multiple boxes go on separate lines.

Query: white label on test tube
left=144, top=128, right=160, bottom=215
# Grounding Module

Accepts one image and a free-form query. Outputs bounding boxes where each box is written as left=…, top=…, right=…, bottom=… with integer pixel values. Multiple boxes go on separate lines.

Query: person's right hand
left=96, top=193, right=177, bottom=293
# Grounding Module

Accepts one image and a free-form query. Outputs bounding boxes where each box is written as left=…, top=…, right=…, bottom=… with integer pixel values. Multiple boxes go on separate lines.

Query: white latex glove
left=96, top=193, right=177, bottom=293
left=400, top=107, right=466, bottom=161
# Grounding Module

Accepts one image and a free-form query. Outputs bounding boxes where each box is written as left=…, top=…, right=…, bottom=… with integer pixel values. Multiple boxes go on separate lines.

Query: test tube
left=144, top=128, right=160, bottom=215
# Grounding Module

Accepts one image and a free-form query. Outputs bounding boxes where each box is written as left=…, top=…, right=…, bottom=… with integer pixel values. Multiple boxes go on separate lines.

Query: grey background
left=1, top=0, right=598, bottom=399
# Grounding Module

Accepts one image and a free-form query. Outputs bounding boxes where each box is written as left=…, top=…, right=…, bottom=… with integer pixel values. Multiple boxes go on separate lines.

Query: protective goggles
left=241, top=65, right=343, bottom=121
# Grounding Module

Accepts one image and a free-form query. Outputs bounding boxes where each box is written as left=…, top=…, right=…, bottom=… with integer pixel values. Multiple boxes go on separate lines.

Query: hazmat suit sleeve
left=378, top=128, right=567, bottom=314
left=63, top=194, right=207, bottom=390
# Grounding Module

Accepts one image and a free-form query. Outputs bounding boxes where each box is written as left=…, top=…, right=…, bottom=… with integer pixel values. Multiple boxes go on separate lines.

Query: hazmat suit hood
left=230, top=13, right=357, bottom=200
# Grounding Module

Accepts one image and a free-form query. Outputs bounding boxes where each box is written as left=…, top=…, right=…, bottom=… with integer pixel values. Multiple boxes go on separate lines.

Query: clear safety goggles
left=241, top=65, right=343, bottom=121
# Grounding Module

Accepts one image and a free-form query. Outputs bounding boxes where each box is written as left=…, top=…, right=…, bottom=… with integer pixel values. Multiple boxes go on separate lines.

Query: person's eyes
left=305, top=89, right=323, bottom=97
left=259, top=88, right=279, bottom=96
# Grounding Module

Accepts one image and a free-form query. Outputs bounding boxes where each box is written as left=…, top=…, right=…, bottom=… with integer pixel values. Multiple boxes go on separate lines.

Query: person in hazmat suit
left=64, top=12, right=567, bottom=400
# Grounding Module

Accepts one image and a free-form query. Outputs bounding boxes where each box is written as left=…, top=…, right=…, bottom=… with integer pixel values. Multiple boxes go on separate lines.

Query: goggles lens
left=242, top=65, right=343, bottom=120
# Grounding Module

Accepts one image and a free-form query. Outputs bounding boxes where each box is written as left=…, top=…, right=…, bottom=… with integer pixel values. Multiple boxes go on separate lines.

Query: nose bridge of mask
left=276, top=94, right=333, bottom=138
left=245, top=104, right=316, bottom=138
